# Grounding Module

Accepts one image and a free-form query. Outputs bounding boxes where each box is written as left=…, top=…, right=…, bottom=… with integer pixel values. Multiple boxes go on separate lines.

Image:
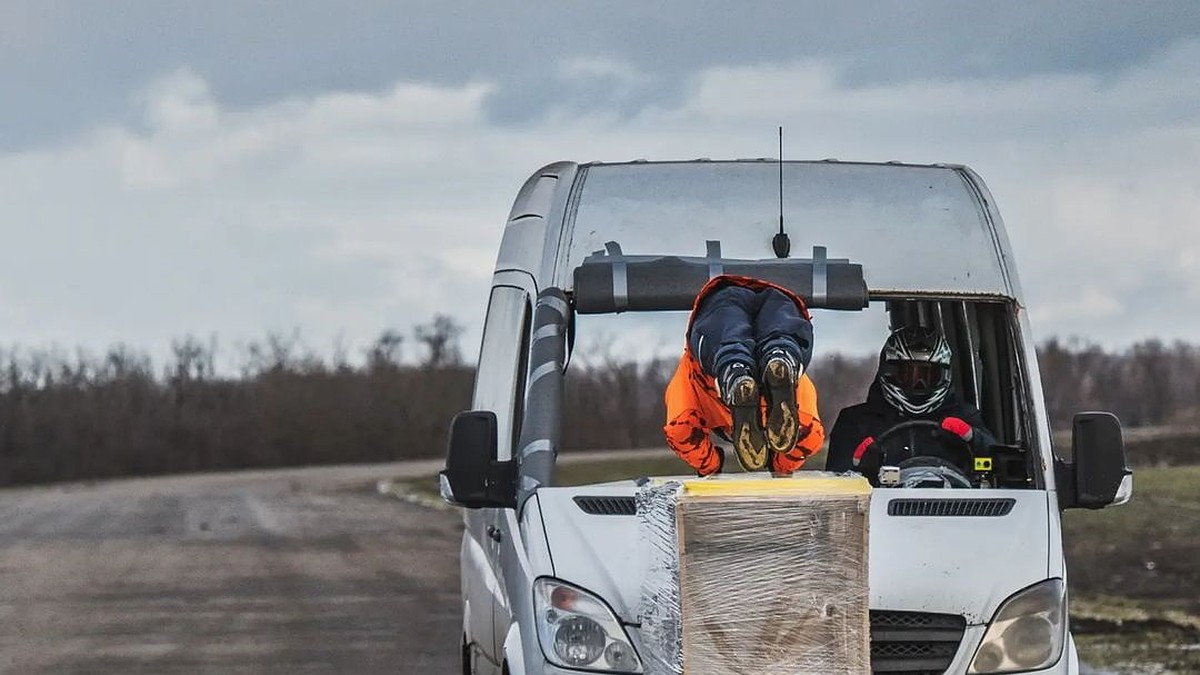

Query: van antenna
left=772, top=126, right=791, bottom=259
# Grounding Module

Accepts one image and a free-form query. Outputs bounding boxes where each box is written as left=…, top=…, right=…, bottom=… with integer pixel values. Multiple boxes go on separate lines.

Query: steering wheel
left=873, top=419, right=974, bottom=473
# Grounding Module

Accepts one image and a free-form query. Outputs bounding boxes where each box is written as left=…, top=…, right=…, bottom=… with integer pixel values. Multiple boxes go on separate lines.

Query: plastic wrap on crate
left=637, top=480, right=685, bottom=674
left=638, top=473, right=872, bottom=675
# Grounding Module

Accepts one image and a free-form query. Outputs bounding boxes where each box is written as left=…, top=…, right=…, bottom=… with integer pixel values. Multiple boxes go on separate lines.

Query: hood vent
left=887, top=498, right=1015, bottom=517
left=573, top=496, right=637, bottom=516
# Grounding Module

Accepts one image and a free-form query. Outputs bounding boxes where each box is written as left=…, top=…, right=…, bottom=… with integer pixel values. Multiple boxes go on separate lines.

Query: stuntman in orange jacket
left=663, top=276, right=825, bottom=475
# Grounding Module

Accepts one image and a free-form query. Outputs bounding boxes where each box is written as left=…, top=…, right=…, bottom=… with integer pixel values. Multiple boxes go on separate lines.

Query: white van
left=440, top=159, right=1133, bottom=675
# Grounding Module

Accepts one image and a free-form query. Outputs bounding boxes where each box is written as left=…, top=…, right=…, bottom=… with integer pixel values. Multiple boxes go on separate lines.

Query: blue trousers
left=687, top=285, right=813, bottom=378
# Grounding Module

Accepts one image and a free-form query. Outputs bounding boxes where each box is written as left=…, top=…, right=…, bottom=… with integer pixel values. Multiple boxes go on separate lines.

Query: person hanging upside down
left=663, top=275, right=825, bottom=476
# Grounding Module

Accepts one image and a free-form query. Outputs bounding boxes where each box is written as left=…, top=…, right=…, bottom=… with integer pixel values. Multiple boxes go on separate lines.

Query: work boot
left=761, top=348, right=801, bottom=454
left=718, top=362, right=768, bottom=471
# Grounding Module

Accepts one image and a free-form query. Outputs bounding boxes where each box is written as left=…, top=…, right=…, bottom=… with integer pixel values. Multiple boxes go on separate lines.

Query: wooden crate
left=675, top=478, right=870, bottom=674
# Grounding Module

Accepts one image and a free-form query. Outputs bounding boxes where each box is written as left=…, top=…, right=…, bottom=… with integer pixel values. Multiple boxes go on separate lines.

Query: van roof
left=546, top=159, right=1021, bottom=300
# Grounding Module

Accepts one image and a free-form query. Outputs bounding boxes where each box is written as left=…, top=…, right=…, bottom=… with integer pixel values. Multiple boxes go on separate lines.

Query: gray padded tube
left=573, top=244, right=868, bottom=313
left=516, top=287, right=569, bottom=508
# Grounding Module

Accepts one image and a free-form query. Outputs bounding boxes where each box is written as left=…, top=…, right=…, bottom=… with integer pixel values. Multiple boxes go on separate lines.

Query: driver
left=826, top=326, right=996, bottom=481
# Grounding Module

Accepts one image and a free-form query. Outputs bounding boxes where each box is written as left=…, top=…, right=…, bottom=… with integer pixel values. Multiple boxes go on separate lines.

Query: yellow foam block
left=681, top=473, right=871, bottom=497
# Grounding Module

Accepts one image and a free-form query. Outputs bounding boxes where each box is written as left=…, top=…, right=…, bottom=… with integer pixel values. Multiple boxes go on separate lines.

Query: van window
left=557, top=299, right=1037, bottom=487
left=564, top=162, right=1010, bottom=296
left=473, top=286, right=532, bottom=461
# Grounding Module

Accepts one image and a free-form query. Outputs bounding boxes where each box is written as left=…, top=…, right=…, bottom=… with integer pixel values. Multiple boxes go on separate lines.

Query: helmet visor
left=893, top=360, right=943, bottom=392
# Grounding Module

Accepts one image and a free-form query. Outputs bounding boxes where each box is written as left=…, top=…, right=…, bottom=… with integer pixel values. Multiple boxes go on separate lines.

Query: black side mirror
left=1055, top=412, right=1133, bottom=510
left=439, top=410, right=517, bottom=509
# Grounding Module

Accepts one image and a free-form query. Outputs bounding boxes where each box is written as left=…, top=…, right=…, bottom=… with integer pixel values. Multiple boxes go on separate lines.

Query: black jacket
left=826, top=381, right=997, bottom=474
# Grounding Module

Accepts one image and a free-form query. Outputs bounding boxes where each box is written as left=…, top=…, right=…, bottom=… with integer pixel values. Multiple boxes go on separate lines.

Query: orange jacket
left=663, top=275, right=825, bottom=474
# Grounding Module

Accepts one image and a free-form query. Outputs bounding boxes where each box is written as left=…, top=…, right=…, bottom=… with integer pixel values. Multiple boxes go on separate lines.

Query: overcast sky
left=1, top=1, right=1198, bottom=365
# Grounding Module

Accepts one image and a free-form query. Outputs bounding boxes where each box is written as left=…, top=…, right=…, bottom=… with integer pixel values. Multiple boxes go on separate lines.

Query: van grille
left=887, top=498, right=1015, bottom=517
left=573, top=496, right=636, bottom=515
left=870, top=610, right=966, bottom=674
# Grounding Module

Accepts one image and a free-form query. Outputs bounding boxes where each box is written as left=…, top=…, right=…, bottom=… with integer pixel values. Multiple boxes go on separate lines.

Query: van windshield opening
left=555, top=298, right=1038, bottom=490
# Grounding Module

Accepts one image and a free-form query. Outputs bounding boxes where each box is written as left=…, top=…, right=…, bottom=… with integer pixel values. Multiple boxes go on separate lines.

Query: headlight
left=969, top=579, right=1066, bottom=673
left=533, top=578, right=643, bottom=672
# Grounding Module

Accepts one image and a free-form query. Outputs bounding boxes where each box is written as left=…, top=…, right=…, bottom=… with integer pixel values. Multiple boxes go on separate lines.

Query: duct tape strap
left=706, top=240, right=723, bottom=279
left=528, top=361, right=558, bottom=388
left=606, top=241, right=629, bottom=311
left=520, top=438, right=553, bottom=459
left=812, top=245, right=828, bottom=307
left=532, top=323, right=561, bottom=342
left=541, top=293, right=569, bottom=319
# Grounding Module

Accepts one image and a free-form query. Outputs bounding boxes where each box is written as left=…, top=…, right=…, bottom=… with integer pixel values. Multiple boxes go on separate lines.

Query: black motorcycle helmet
left=878, top=326, right=953, bottom=415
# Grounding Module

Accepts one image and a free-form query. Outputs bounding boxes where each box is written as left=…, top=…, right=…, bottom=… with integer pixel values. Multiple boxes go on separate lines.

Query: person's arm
left=663, top=356, right=723, bottom=476
left=825, top=407, right=863, bottom=473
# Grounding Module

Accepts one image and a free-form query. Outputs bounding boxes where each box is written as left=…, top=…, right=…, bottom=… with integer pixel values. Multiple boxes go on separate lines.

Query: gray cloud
left=2, top=45, right=1197, bottom=359
left=2, top=5, right=1198, bottom=361
left=3, top=1, right=1198, bottom=147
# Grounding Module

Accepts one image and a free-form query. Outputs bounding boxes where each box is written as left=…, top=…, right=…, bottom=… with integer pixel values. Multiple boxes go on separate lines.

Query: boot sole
left=763, top=359, right=798, bottom=454
left=728, top=378, right=768, bottom=471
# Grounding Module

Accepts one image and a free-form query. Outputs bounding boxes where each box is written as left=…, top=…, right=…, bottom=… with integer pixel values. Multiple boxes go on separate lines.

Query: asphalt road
left=0, top=463, right=463, bottom=674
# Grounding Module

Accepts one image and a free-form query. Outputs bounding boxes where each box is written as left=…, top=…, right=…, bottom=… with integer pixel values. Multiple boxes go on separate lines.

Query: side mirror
left=1055, top=412, right=1133, bottom=510
left=439, top=410, right=517, bottom=509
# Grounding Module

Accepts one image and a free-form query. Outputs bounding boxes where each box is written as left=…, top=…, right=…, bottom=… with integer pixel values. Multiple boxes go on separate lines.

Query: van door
left=472, top=285, right=532, bottom=663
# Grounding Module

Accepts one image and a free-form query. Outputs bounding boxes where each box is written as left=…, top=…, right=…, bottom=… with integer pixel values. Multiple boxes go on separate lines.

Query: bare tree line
left=560, top=338, right=1200, bottom=453
left=0, top=321, right=1196, bottom=486
left=1038, top=337, right=1200, bottom=428
left=0, top=318, right=472, bottom=486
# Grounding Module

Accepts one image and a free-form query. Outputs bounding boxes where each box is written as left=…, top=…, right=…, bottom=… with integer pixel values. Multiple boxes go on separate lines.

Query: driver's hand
left=851, top=436, right=879, bottom=471
left=940, top=417, right=975, bottom=441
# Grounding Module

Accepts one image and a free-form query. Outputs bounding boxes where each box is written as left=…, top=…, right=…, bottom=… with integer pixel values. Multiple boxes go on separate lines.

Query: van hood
left=533, top=486, right=646, bottom=623
left=532, top=484, right=1050, bottom=625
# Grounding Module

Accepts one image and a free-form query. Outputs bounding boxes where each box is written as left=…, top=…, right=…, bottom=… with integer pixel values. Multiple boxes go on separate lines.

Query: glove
left=851, top=436, right=877, bottom=468
left=698, top=446, right=726, bottom=477
left=852, top=436, right=875, bottom=466
left=941, top=417, right=975, bottom=442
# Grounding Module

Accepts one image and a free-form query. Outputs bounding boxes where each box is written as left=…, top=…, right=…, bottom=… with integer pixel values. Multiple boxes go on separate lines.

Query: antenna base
left=772, top=231, right=791, bottom=259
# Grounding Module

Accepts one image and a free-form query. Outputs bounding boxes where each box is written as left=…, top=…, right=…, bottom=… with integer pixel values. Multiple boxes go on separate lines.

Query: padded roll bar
left=515, top=288, right=568, bottom=508
left=573, top=241, right=868, bottom=313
